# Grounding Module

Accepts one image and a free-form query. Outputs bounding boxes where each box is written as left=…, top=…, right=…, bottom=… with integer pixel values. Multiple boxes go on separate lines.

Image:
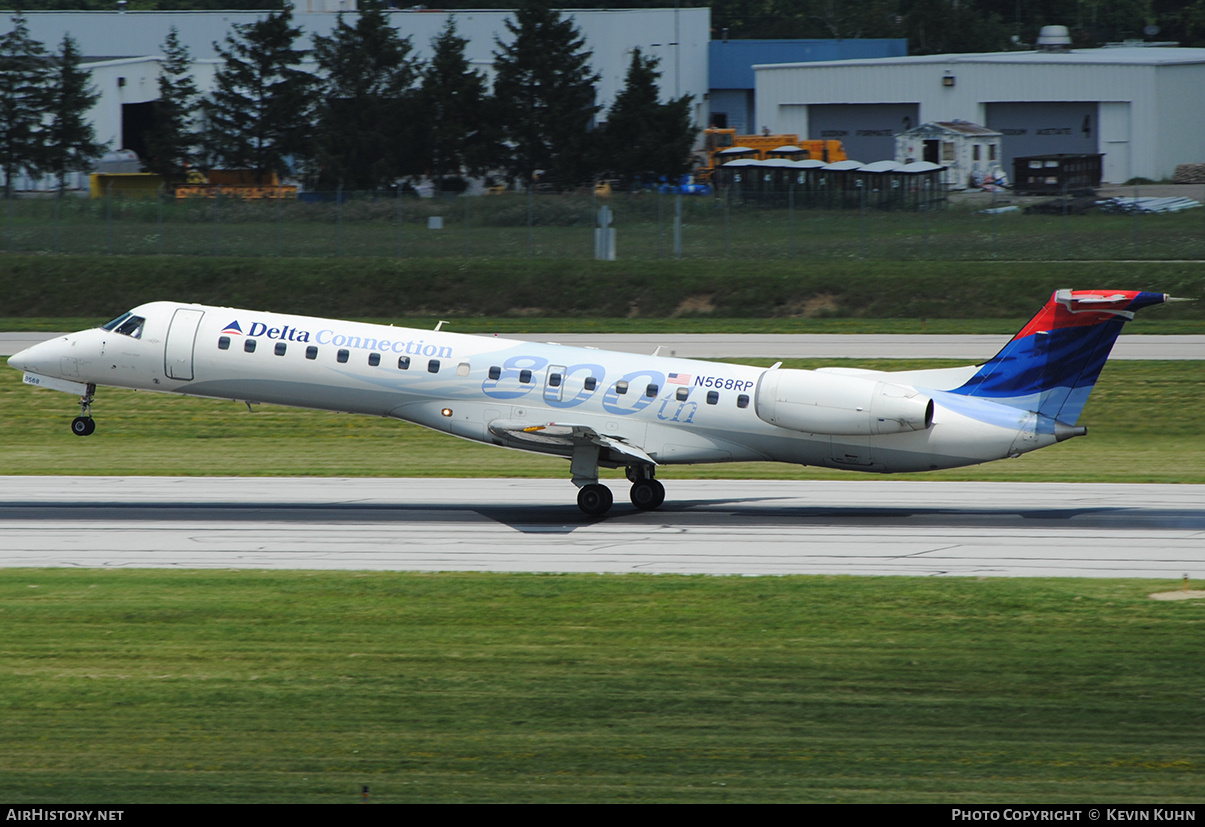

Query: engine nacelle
left=755, top=369, right=934, bottom=436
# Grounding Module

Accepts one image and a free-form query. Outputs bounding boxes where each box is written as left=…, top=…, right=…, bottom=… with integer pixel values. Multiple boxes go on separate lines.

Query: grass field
left=2, top=359, right=1202, bottom=482
left=1, top=256, right=1203, bottom=329
left=2, top=570, right=1203, bottom=803
left=6, top=189, right=1205, bottom=262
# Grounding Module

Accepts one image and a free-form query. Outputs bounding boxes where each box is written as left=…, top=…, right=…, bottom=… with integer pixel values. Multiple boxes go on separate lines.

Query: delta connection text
left=951, top=811, right=1196, bottom=822
left=235, top=321, right=453, bottom=359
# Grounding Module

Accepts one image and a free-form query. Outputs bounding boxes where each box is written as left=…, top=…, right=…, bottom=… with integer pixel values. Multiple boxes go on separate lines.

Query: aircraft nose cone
left=7, top=347, right=32, bottom=371
left=7, top=338, right=61, bottom=375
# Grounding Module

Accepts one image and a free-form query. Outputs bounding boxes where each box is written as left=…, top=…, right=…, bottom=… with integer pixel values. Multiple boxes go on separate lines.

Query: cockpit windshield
left=101, top=311, right=145, bottom=339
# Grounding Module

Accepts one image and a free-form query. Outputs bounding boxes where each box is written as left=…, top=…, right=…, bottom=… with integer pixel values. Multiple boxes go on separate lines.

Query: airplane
left=7, top=288, right=1175, bottom=516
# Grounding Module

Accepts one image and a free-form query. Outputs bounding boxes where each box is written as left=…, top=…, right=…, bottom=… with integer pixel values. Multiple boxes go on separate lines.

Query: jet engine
left=755, top=369, right=934, bottom=436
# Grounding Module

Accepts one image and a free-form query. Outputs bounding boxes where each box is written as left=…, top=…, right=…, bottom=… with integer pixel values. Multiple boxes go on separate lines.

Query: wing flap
left=488, top=419, right=655, bottom=466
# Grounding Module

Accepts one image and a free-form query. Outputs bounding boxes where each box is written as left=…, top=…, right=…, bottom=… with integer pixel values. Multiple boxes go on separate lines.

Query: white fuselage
left=9, top=301, right=1061, bottom=475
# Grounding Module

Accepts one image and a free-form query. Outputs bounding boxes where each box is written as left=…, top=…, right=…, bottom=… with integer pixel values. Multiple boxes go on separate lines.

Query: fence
left=3, top=186, right=1204, bottom=261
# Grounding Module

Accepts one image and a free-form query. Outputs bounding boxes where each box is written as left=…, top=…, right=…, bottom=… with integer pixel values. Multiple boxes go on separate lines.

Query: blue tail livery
left=950, top=289, right=1170, bottom=424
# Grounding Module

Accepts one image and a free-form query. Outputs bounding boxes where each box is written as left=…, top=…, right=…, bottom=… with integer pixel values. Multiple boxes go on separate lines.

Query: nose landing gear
left=71, top=384, right=97, bottom=437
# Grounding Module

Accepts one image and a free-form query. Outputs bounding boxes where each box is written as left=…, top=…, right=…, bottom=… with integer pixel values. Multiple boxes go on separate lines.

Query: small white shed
left=895, top=120, right=1003, bottom=191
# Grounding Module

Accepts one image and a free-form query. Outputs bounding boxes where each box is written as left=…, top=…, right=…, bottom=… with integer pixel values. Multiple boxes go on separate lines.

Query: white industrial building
left=754, top=47, right=1205, bottom=183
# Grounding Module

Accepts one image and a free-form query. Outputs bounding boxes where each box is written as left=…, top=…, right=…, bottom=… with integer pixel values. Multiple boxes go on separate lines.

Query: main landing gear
left=571, top=443, right=664, bottom=516
left=70, top=384, right=97, bottom=437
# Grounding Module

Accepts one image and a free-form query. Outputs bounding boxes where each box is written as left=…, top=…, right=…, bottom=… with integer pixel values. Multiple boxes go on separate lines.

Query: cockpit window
left=102, top=312, right=132, bottom=331
left=102, top=312, right=145, bottom=339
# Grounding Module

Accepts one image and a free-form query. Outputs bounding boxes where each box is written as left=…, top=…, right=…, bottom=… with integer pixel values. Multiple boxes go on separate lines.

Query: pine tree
left=492, top=0, right=601, bottom=187
left=0, top=14, right=49, bottom=196
left=311, top=2, right=422, bottom=191
left=599, top=48, right=695, bottom=188
left=143, top=27, right=200, bottom=183
left=202, top=6, right=315, bottom=185
left=419, top=18, right=495, bottom=192
left=44, top=34, right=105, bottom=191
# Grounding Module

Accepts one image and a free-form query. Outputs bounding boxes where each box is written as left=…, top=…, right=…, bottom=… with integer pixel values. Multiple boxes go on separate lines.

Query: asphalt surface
left=1, top=477, right=1202, bottom=578
left=4, top=331, right=1203, bottom=360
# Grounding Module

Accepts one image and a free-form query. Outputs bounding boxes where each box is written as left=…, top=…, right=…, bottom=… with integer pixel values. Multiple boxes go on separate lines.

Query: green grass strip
left=2, top=360, right=1202, bottom=482
left=1, top=569, right=1202, bottom=803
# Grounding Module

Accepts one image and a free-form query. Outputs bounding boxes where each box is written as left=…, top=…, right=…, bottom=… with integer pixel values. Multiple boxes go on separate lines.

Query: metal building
left=708, top=38, right=906, bottom=135
left=754, top=47, right=1205, bottom=183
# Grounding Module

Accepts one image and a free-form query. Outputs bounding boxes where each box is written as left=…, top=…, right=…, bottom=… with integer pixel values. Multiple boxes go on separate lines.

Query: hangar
left=754, top=47, right=1205, bottom=183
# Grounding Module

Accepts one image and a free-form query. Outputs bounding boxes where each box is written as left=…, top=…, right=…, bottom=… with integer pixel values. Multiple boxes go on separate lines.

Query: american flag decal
left=667, top=373, right=691, bottom=385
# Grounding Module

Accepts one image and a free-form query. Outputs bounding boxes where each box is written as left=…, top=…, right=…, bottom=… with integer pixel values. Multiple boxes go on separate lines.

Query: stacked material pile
left=1173, top=163, right=1205, bottom=184
left=1098, top=196, right=1203, bottom=214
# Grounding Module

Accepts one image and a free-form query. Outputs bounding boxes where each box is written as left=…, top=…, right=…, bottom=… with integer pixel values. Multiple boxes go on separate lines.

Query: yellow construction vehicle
left=695, top=127, right=846, bottom=184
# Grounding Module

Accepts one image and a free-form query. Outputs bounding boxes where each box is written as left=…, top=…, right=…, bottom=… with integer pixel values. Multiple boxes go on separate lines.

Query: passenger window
left=584, top=377, right=597, bottom=391
left=337, top=349, right=349, bottom=363
left=274, top=342, right=287, bottom=356
left=488, top=366, right=501, bottom=380
left=706, top=391, right=719, bottom=405
left=306, top=346, right=318, bottom=360
left=645, top=384, right=659, bottom=398
left=737, top=394, right=750, bottom=409
left=675, top=387, right=689, bottom=401
left=368, top=353, right=381, bottom=367
left=457, top=362, right=470, bottom=377
left=548, top=373, right=562, bottom=387
left=244, top=339, right=256, bottom=353
left=615, top=380, right=629, bottom=395
left=519, top=369, right=532, bottom=384
left=398, top=356, right=410, bottom=370
left=218, top=336, right=230, bottom=350
left=428, top=359, right=440, bottom=373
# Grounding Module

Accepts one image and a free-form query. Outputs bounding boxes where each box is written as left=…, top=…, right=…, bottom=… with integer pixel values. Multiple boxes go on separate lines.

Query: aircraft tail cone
left=1054, top=421, right=1087, bottom=442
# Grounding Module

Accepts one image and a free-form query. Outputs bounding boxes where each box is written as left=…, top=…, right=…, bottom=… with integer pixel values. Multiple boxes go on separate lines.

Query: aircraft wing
left=487, top=419, right=656, bottom=466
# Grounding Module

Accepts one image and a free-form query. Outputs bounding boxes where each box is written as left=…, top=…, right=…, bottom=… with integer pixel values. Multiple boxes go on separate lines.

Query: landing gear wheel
left=577, top=483, right=614, bottom=516
left=630, top=479, right=665, bottom=510
left=71, top=416, right=95, bottom=437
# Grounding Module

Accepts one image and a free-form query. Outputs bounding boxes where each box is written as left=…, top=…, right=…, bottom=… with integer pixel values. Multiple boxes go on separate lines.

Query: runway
left=2, top=477, right=1202, bottom=579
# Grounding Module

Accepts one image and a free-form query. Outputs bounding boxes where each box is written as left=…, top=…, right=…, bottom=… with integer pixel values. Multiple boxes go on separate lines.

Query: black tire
left=577, top=483, right=614, bottom=516
left=630, top=479, right=665, bottom=510
left=71, top=417, right=93, bottom=437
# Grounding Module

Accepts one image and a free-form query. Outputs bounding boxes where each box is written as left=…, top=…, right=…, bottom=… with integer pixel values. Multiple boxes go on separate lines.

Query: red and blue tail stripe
left=949, top=290, right=1168, bottom=424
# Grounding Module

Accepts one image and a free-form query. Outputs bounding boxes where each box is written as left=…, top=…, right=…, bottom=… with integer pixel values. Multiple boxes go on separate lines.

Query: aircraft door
left=164, top=308, right=205, bottom=381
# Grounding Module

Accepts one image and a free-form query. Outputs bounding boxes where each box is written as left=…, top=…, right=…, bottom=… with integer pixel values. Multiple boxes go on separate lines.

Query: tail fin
left=950, top=289, right=1169, bottom=424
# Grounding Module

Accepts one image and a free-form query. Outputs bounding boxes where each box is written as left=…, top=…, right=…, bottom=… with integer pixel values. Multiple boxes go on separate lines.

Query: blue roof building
left=709, top=38, right=907, bottom=134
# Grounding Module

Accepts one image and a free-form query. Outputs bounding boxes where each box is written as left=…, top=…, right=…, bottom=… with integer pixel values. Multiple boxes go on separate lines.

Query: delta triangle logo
left=221, top=320, right=244, bottom=335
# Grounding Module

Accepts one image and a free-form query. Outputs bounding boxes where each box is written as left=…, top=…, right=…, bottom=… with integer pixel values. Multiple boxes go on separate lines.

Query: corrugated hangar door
left=807, top=104, right=919, bottom=162
left=985, top=102, right=1100, bottom=170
